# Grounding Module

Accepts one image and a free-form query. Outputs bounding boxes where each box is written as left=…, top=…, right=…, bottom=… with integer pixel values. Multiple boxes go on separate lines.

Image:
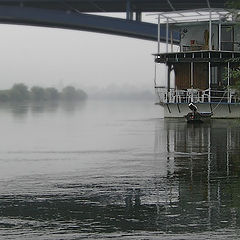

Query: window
left=211, top=66, right=218, bottom=85
left=221, top=26, right=234, bottom=51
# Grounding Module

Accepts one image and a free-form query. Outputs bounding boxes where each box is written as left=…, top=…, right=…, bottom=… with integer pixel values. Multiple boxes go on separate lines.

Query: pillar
left=126, top=0, right=133, bottom=20
left=136, top=11, right=142, bottom=21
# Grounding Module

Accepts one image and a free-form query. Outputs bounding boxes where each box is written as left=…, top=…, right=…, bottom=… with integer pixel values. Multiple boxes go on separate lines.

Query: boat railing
left=155, top=87, right=239, bottom=104
left=181, top=41, right=239, bottom=52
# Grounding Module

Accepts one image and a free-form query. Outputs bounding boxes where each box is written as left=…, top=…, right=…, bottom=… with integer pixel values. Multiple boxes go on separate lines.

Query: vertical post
left=167, top=64, right=171, bottom=102
left=219, top=21, right=221, bottom=51
left=180, top=29, right=182, bottom=52
left=191, top=62, right=194, bottom=88
left=166, top=18, right=169, bottom=53
left=129, top=12, right=133, bottom=20
left=227, top=61, right=230, bottom=103
left=190, top=62, right=194, bottom=102
left=171, top=31, right=173, bottom=52
left=209, top=10, right=212, bottom=50
left=208, top=55, right=211, bottom=102
left=136, top=11, right=142, bottom=21
left=126, top=0, right=133, bottom=20
left=158, top=15, right=161, bottom=54
left=227, top=62, right=230, bottom=86
left=154, top=62, right=157, bottom=87
left=154, top=62, right=161, bottom=102
left=167, top=64, right=171, bottom=91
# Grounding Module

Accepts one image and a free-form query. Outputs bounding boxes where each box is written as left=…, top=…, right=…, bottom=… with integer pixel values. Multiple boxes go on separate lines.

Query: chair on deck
left=201, top=88, right=210, bottom=102
left=228, top=89, right=237, bottom=103
left=176, top=90, right=186, bottom=103
left=168, top=89, right=176, bottom=103
left=187, top=88, right=200, bottom=103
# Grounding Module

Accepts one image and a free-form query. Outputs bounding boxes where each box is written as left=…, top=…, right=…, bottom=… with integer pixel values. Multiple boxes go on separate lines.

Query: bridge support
left=126, top=0, right=133, bottom=20
left=0, top=5, right=180, bottom=42
left=136, top=11, right=142, bottom=21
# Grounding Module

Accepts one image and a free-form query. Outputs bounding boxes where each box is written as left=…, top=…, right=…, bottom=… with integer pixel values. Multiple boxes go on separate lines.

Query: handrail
left=155, top=88, right=239, bottom=104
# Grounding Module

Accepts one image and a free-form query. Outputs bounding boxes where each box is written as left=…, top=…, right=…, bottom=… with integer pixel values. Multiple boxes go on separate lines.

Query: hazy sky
left=0, top=21, right=163, bottom=93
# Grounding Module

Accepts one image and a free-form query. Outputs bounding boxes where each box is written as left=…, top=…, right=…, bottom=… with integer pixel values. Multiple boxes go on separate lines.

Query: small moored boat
left=185, top=103, right=212, bottom=123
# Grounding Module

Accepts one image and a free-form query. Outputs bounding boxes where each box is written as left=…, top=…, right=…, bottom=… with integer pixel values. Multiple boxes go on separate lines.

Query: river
left=0, top=100, right=240, bottom=239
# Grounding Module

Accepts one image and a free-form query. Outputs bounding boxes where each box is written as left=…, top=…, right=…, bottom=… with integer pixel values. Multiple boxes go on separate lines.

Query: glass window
left=211, top=66, right=218, bottom=85
left=221, top=26, right=233, bottom=51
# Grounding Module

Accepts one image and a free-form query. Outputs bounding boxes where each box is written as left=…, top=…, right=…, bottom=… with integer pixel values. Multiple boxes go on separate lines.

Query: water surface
left=0, top=100, right=240, bottom=239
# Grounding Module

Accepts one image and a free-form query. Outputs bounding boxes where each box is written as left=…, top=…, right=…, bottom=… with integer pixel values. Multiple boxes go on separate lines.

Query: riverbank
left=0, top=83, right=87, bottom=102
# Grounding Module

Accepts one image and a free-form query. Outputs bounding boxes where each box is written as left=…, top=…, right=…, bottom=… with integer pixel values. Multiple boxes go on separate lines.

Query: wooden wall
left=193, top=63, right=208, bottom=90
left=174, top=63, right=190, bottom=89
left=173, top=63, right=208, bottom=90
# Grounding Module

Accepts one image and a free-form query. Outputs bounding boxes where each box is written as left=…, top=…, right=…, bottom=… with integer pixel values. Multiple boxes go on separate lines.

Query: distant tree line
left=0, top=83, right=87, bottom=102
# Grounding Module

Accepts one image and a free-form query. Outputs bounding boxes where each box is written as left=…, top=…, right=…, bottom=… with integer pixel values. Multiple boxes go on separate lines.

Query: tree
left=227, top=1, right=240, bottom=10
left=9, top=83, right=29, bottom=101
left=44, top=87, right=59, bottom=101
left=61, top=86, right=87, bottom=101
left=31, top=86, right=45, bottom=101
left=75, top=89, right=88, bottom=100
left=61, top=86, right=77, bottom=101
left=225, top=1, right=240, bottom=91
left=0, top=90, right=10, bottom=102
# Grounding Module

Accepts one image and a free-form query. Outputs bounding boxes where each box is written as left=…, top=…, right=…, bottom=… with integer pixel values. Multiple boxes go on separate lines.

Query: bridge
left=0, top=0, right=229, bottom=41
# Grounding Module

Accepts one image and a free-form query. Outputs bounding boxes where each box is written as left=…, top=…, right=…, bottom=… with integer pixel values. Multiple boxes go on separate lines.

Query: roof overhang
left=148, top=8, right=235, bottom=24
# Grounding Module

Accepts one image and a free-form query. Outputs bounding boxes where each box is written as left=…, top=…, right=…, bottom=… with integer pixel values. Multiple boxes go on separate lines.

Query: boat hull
left=161, top=103, right=240, bottom=118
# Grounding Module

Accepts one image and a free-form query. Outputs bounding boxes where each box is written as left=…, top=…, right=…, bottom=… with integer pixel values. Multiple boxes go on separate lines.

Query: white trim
left=158, top=15, right=160, bottom=54
left=209, top=10, right=212, bottom=50
left=147, top=8, right=232, bottom=24
left=227, top=61, right=230, bottom=86
left=218, top=21, right=221, bottom=51
left=166, top=18, right=169, bottom=53
left=191, top=62, right=194, bottom=87
left=208, top=55, right=211, bottom=102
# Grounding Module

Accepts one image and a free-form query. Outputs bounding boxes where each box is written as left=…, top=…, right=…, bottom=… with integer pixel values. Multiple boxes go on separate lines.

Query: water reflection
left=0, top=101, right=86, bottom=117
left=9, top=102, right=29, bottom=118
left=155, top=119, right=240, bottom=233
left=1, top=115, right=240, bottom=238
left=30, top=101, right=59, bottom=114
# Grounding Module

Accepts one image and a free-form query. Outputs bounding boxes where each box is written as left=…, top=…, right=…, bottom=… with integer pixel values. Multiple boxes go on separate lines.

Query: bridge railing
left=155, top=87, right=240, bottom=104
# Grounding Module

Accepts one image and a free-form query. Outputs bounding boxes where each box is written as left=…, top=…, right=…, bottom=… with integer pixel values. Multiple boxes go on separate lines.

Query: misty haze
left=1, top=1, right=240, bottom=239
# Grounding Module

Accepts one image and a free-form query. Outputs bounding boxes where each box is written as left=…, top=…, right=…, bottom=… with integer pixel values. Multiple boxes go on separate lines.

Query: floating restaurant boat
left=153, top=8, right=240, bottom=118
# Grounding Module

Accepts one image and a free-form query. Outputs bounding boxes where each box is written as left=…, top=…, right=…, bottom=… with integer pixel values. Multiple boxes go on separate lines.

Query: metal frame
left=148, top=8, right=231, bottom=24
left=151, top=8, right=233, bottom=56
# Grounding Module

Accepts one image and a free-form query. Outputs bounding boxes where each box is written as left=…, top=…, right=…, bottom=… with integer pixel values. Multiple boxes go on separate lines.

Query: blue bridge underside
left=0, top=6, right=179, bottom=42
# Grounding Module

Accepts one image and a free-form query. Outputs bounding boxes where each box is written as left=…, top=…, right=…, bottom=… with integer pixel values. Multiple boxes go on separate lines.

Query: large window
left=221, top=26, right=234, bottom=51
left=211, top=66, right=218, bottom=85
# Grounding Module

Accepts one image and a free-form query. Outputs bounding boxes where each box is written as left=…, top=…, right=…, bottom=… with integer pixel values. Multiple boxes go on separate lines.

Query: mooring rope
left=211, top=90, right=228, bottom=112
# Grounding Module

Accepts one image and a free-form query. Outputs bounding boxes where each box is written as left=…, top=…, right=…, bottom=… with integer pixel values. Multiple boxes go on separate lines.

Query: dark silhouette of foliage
left=44, top=87, right=60, bottom=101
left=0, top=83, right=87, bottom=103
left=61, top=86, right=87, bottom=101
left=0, top=83, right=87, bottom=102
left=9, top=83, right=29, bottom=101
left=76, top=89, right=88, bottom=100
left=31, top=86, right=45, bottom=101
left=227, top=1, right=240, bottom=10
left=0, top=90, right=10, bottom=102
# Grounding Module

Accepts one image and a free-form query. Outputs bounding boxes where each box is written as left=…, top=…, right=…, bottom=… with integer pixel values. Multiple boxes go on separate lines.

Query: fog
left=0, top=23, right=165, bottom=97
left=1, top=16, right=240, bottom=240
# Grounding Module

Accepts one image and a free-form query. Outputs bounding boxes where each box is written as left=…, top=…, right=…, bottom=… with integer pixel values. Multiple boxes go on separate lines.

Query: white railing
left=155, top=87, right=239, bottom=104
